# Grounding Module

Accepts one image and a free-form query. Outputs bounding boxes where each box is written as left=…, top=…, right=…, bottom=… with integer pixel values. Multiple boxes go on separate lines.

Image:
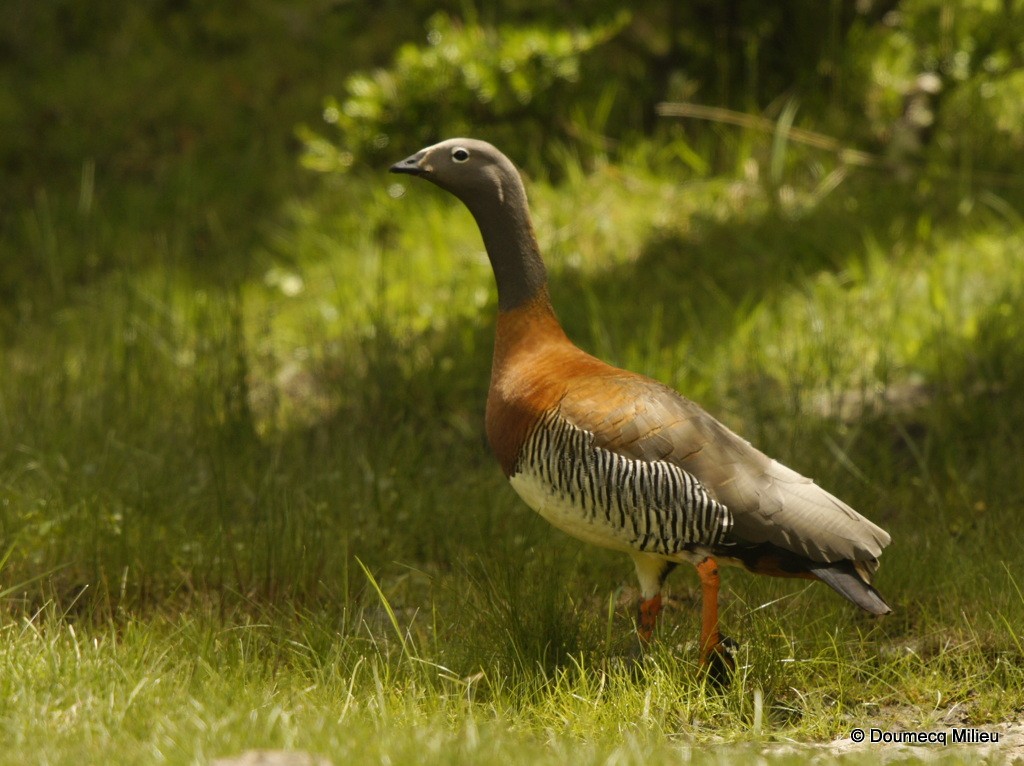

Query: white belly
left=509, top=468, right=639, bottom=554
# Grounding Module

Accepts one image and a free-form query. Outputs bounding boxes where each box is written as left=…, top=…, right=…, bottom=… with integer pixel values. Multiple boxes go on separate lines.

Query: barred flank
left=515, top=412, right=733, bottom=554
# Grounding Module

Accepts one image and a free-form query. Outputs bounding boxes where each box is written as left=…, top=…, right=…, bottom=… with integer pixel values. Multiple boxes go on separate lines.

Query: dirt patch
left=213, top=751, right=333, bottom=766
left=762, top=722, right=1024, bottom=763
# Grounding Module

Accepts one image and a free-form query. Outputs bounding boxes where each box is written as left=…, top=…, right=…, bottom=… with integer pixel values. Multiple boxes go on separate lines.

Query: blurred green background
left=1, top=3, right=1023, bottom=759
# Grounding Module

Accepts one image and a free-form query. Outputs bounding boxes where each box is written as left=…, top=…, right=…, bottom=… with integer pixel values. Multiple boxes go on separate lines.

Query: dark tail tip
left=810, top=561, right=892, bottom=615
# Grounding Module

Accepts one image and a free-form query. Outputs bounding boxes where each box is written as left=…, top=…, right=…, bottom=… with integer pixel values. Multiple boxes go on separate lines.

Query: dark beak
left=389, top=150, right=427, bottom=175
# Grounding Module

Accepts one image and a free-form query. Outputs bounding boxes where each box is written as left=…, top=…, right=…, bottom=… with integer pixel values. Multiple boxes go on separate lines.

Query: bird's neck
left=487, top=290, right=572, bottom=475
left=492, top=289, right=567, bottom=365
left=464, top=179, right=549, bottom=312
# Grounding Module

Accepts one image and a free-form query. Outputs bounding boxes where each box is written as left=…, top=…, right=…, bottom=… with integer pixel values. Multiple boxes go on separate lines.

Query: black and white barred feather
left=514, top=411, right=733, bottom=555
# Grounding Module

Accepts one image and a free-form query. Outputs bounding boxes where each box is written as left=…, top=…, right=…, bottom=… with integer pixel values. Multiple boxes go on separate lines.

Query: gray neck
left=462, top=175, right=548, bottom=312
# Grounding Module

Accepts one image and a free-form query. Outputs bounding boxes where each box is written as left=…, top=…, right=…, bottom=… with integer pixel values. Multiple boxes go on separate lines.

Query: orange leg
left=696, top=557, right=735, bottom=678
left=637, top=592, right=663, bottom=642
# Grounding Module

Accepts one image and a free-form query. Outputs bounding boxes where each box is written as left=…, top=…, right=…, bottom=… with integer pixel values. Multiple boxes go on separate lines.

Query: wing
left=555, top=369, right=891, bottom=569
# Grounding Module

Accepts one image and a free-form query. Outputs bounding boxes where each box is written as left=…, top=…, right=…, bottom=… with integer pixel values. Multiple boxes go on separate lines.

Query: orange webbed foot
left=700, top=635, right=738, bottom=685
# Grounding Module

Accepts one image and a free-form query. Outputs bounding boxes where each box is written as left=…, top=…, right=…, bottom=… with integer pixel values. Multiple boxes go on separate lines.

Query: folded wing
left=556, top=369, right=891, bottom=569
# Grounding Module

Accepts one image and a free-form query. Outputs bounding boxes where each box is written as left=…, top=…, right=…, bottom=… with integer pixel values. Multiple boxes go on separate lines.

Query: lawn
left=2, top=143, right=1023, bottom=764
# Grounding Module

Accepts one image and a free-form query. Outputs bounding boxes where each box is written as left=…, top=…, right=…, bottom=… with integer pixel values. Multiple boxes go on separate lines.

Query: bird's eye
left=451, top=147, right=470, bottom=163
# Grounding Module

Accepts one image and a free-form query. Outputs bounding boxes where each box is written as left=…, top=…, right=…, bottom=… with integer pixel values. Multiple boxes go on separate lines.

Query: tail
left=809, top=560, right=891, bottom=615
left=730, top=544, right=892, bottom=615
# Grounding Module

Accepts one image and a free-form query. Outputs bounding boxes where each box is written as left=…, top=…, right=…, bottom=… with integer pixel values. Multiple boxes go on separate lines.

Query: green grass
left=2, top=136, right=1024, bottom=764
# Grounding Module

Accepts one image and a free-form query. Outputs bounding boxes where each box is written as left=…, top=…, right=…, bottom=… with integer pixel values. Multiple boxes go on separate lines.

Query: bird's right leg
left=632, top=553, right=677, bottom=643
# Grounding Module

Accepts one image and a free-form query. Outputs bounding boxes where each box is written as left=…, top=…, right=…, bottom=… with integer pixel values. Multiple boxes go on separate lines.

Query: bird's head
left=389, top=138, right=521, bottom=208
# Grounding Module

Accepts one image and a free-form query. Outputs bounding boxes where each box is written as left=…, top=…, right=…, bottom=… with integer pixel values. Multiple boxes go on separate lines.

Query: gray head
left=389, top=138, right=525, bottom=212
left=390, top=138, right=547, bottom=311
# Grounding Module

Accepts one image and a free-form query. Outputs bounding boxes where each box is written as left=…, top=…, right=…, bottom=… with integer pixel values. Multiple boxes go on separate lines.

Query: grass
left=2, top=131, right=1024, bottom=764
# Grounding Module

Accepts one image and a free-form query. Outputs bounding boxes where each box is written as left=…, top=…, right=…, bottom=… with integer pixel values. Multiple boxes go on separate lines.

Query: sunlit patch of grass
left=727, top=220, right=1024, bottom=400
left=1, top=597, right=1014, bottom=764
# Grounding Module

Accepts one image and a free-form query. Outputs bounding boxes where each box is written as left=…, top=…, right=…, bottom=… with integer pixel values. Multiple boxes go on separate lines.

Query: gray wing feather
left=557, top=372, right=891, bottom=567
